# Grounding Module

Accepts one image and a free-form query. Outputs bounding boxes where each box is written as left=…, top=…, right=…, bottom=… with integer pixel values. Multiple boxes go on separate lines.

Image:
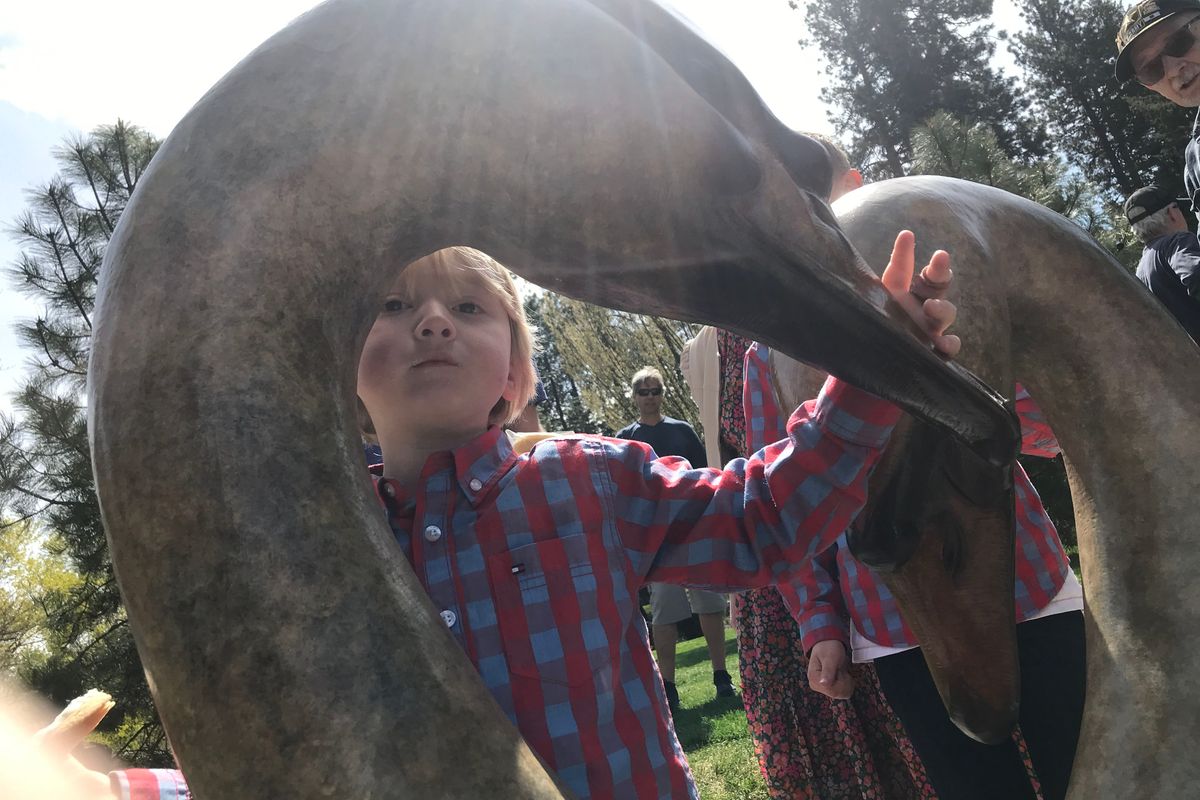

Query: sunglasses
left=1135, top=15, right=1200, bottom=86
left=635, top=387, right=663, bottom=397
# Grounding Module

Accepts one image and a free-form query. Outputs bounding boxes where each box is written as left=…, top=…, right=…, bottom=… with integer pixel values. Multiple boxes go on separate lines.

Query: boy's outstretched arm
left=606, top=232, right=959, bottom=591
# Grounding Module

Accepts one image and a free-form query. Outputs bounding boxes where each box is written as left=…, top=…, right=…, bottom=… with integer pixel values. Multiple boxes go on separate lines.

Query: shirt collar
left=453, top=425, right=517, bottom=506
left=371, top=426, right=517, bottom=511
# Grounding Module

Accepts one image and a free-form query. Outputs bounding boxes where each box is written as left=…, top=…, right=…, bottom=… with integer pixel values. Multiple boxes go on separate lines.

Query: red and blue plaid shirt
left=743, top=342, right=1070, bottom=652
left=110, top=769, right=190, bottom=799
left=111, top=376, right=899, bottom=800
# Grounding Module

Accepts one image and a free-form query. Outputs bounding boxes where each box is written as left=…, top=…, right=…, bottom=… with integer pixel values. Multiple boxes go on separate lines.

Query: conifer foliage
left=797, top=0, right=1046, bottom=178
left=1010, top=0, right=1193, bottom=197
left=1, top=121, right=169, bottom=764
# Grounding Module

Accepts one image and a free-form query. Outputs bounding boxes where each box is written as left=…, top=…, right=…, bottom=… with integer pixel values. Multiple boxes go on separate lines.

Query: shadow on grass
left=671, top=692, right=746, bottom=751
left=672, top=634, right=739, bottom=670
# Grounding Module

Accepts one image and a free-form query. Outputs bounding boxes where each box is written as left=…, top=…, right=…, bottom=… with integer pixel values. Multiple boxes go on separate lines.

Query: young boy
left=61, top=238, right=959, bottom=799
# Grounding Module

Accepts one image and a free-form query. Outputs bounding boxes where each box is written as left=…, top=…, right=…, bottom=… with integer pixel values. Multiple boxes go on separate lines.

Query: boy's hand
left=808, top=640, right=854, bottom=699
left=881, top=230, right=960, bottom=358
left=34, top=690, right=116, bottom=759
left=19, top=690, right=119, bottom=799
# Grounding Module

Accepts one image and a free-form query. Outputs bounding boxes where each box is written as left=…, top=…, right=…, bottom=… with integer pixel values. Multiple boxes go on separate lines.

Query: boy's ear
left=501, top=361, right=520, bottom=403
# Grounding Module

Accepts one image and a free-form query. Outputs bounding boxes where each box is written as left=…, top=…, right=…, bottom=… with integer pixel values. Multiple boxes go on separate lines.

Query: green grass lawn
left=670, top=630, right=769, bottom=800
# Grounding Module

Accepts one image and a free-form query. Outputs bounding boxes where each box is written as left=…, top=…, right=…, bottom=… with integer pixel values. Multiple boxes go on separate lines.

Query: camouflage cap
left=1115, top=0, right=1200, bottom=82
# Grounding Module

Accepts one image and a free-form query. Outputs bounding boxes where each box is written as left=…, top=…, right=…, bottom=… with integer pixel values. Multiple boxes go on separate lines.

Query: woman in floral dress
left=716, top=328, right=937, bottom=800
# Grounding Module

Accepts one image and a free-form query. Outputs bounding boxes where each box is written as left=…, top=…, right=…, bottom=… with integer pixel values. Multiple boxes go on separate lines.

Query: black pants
left=873, top=612, right=1086, bottom=800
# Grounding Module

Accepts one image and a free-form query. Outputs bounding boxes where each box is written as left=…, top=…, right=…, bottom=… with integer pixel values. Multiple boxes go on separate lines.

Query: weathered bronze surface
left=88, top=2, right=1021, bottom=797
left=832, top=176, right=1200, bottom=798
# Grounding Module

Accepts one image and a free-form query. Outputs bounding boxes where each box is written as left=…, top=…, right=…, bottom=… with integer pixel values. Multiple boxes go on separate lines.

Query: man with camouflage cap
left=1116, top=1, right=1200, bottom=210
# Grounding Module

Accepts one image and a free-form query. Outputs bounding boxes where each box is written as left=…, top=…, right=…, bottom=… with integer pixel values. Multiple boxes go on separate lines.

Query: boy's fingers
left=920, top=251, right=953, bottom=287
left=830, top=671, right=855, bottom=699
left=922, top=297, right=957, bottom=334
left=881, top=230, right=916, bottom=294
left=932, top=333, right=962, bottom=358
left=912, top=255, right=953, bottom=300
left=807, top=656, right=829, bottom=686
left=34, top=691, right=114, bottom=757
left=808, top=663, right=840, bottom=699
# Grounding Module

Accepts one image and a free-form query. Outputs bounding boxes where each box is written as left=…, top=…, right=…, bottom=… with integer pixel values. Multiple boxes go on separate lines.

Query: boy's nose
left=420, top=322, right=453, bottom=338
left=413, top=303, right=455, bottom=339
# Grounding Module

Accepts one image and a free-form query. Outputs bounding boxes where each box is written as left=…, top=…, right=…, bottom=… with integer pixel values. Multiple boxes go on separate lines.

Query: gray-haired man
left=1125, top=184, right=1200, bottom=341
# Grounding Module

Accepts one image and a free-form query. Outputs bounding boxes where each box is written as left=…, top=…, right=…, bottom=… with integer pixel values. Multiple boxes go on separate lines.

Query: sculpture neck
left=1009, top=217, right=1200, bottom=800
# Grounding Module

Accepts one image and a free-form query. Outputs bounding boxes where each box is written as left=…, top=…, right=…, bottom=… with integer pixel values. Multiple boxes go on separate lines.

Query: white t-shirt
left=849, top=569, right=1084, bottom=664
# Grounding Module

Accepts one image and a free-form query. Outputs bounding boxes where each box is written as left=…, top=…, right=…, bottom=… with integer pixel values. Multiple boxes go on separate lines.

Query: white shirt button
left=423, top=525, right=442, bottom=542
left=468, top=478, right=483, bottom=492
left=440, top=609, right=457, bottom=628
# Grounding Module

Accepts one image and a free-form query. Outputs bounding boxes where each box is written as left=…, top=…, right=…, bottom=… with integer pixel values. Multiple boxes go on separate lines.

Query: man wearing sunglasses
left=1125, top=184, right=1200, bottom=340
left=1116, top=0, right=1200, bottom=210
left=616, top=366, right=735, bottom=711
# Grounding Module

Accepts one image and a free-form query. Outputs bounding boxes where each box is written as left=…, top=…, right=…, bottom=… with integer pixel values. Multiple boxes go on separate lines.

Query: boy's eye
left=382, top=298, right=410, bottom=313
left=455, top=301, right=482, bottom=314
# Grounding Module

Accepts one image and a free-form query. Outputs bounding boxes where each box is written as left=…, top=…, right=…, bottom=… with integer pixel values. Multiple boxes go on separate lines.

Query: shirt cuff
left=111, top=768, right=190, bottom=800
left=799, top=616, right=851, bottom=654
left=810, top=377, right=901, bottom=448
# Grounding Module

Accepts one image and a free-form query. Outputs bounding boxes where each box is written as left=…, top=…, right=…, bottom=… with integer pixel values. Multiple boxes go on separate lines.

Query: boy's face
left=357, top=256, right=517, bottom=443
left=1131, top=12, right=1200, bottom=107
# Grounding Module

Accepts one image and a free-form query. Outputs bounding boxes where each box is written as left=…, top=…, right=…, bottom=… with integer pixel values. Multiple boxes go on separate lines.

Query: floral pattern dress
left=717, top=329, right=936, bottom=800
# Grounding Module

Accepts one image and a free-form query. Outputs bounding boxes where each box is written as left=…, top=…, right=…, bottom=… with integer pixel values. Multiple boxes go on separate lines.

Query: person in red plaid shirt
left=761, top=357, right=1086, bottom=800
left=53, top=237, right=961, bottom=800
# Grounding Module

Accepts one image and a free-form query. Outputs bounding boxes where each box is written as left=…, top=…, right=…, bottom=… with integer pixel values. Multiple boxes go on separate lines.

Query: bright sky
left=0, top=0, right=1025, bottom=414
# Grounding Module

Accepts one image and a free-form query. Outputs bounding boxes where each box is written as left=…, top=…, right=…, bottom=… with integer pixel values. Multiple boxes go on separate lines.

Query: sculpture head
left=850, top=415, right=1019, bottom=744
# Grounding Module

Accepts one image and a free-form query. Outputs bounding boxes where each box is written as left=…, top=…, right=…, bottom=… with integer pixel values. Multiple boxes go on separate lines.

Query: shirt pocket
left=486, top=534, right=606, bottom=687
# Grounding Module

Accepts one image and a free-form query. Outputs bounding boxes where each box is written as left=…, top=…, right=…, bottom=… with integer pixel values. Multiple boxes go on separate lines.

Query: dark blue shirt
left=1136, top=231, right=1200, bottom=343
left=615, top=416, right=707, bottom=468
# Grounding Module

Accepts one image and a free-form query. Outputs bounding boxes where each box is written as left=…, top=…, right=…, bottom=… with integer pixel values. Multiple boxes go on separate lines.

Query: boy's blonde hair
left=630, top=366, right=665, bottom=392
left=390, top=246, right=537, bottom=426
left=801, top=131, right=852, bottom=182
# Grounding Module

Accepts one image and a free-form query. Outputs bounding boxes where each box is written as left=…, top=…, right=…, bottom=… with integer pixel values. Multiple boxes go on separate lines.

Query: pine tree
left=910, top=111, right=1140, bottom=268
left=0, top=120, right=168, bottom=764
left=1011, top=0, right=1193, bottom=198
left=796, top=0, right=1046, bottom=179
